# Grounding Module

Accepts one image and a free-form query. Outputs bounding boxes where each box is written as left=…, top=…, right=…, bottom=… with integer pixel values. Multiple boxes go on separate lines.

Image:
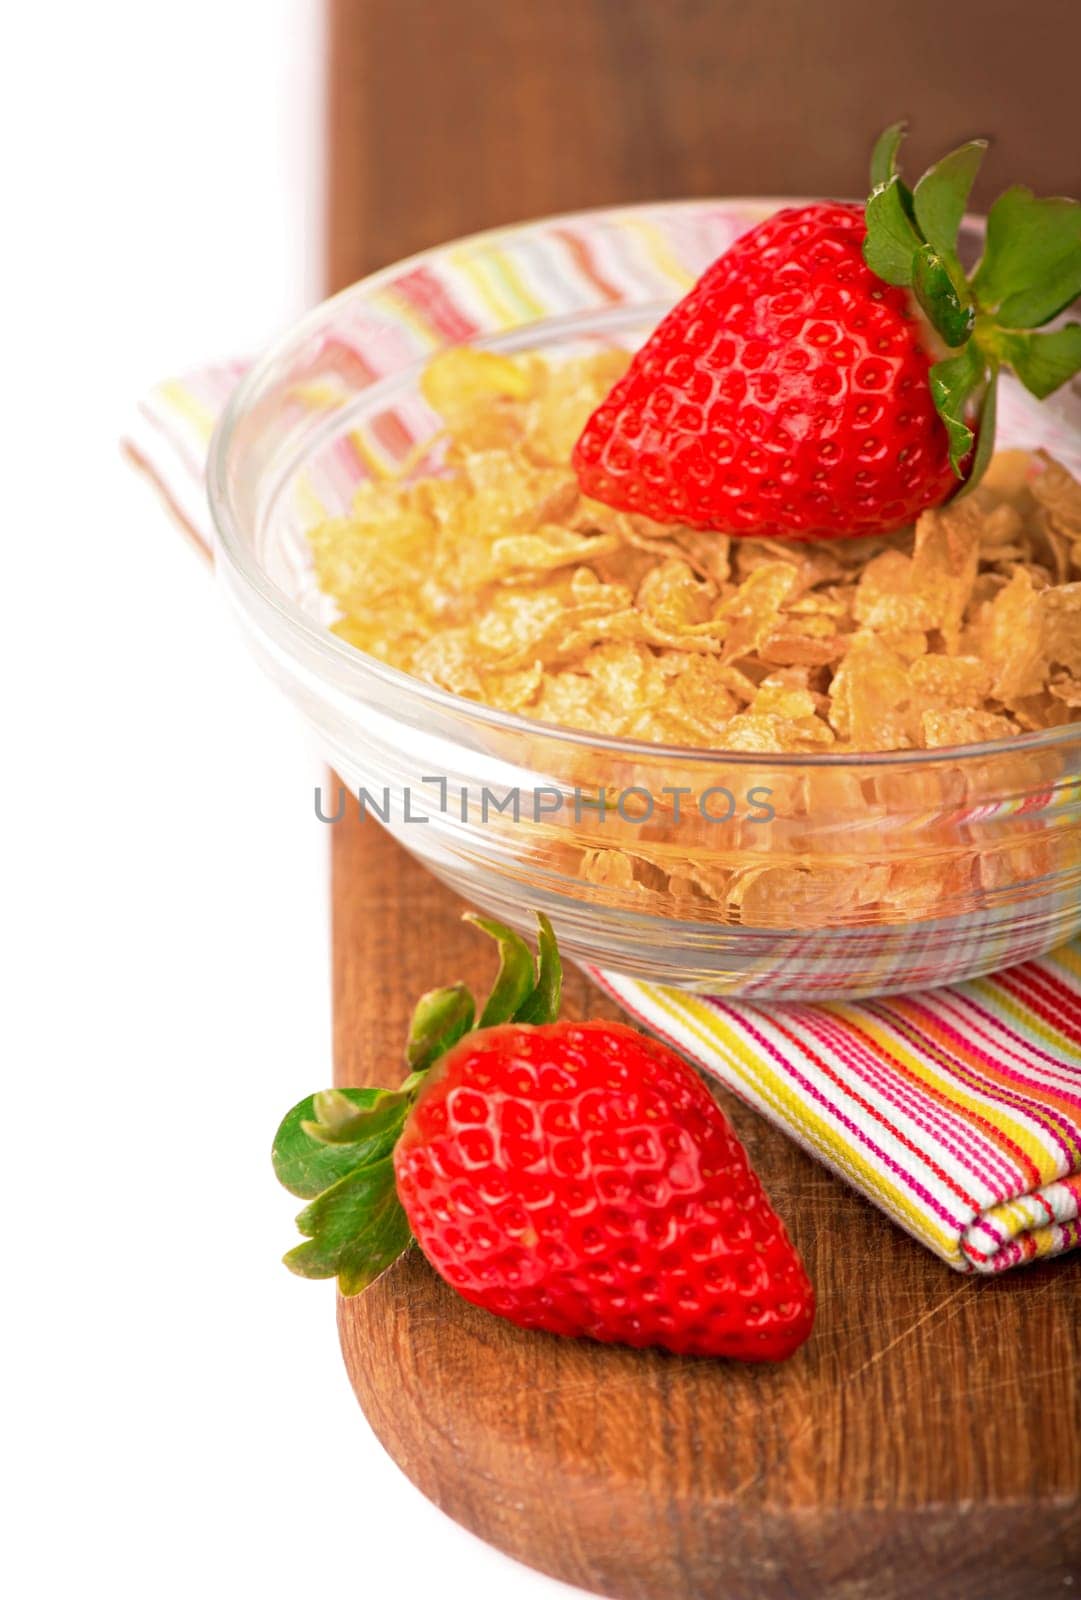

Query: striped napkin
left=126, top=367, right=1081, bottom=1276
left=594, top=964, right=1081, bottom=1273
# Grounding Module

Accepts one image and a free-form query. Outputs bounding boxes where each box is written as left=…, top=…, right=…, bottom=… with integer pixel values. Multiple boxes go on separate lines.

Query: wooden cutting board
left=325, top=20, right=1081, bottom=1587
left=331, top=809, right=1081, bottom=1600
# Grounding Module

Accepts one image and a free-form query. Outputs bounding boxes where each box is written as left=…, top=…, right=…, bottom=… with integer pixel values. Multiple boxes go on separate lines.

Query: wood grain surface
left=333, top=810, right=1081, bottom=1600
left=327, top=0, right=1081, bottom=290
left=326, top=8, right=1081, bottom=1591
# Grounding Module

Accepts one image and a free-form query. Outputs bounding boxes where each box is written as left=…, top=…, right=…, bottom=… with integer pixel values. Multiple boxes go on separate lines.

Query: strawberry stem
left=862, top=125, right=1081, bottom=488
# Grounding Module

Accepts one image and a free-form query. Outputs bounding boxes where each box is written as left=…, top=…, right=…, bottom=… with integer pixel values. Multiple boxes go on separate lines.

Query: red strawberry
left=274, top=914, right=814, bottom=1362
left=395, top=1018, right=814, bottom=1360
left=574, top=202, right=955, bottom=539
left=574, top=125, right=1081, bottom=539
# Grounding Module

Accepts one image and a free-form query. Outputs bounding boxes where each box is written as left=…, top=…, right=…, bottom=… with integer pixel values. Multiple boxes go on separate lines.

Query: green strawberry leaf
left=301, top=1087, right=411, bottom=1147
left=913, top=139, right=987, bottom=260
left=971, top=187, right=1081, bottom=328
left=405, top=982, right=475, bottom=1073
left=863, top=124, right=1081, bottom=477
left=273, top=1087, right=407, bottom=1198
left=929, top=341, right=984, bottom=474
left=514, top=913, right=562, bottom=1024
left=955, top=361, right=999, bottom=498
left=913, top=244, right=975, bottom=348
left=466, top=915, right=538, bottom=1026
left=863, top=176, right=923, bottom=286
left=990, top=323, right=1081, bottom=400
left=285, top=1156, right=413, bottom=1294
left=274, top=911, right=563, bottom=1297
left=870, top=121, right=908, bottom=192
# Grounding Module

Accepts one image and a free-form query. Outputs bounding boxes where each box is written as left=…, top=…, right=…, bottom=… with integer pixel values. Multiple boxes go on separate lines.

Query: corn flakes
left=311, top=348, right=1081, bottom=758
left=306, top=348, right=1081, bottom=928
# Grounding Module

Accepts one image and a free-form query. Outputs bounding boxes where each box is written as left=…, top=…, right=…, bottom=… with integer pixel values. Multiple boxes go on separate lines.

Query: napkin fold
left=125, top=368, right=1081, bottom=1275
left=594, top=964, right=1081, bottom=1272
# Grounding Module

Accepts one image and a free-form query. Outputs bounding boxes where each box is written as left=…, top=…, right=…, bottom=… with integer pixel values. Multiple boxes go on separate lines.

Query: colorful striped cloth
left=125, top=341, right=1081, bottom=1278
left=593, top=959, right=1081, bottom=1273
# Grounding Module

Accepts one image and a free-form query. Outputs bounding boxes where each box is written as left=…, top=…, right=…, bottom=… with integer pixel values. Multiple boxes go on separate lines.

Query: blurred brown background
left=327, top=0, right=1081, bottom=291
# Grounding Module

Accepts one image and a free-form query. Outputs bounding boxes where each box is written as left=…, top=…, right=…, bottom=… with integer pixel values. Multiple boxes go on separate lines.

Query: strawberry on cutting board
left=273, top=914, right=814, bottom=1362
left=574, top=124, right=1081, bottom=539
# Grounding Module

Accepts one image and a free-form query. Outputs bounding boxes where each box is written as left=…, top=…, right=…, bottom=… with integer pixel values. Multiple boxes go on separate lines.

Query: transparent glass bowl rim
left=206, top=197, right=1080, bottom=773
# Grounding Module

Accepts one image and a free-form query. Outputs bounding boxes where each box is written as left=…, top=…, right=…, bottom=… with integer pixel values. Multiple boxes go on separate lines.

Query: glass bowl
left=207, top=201, right=1081, bottom=999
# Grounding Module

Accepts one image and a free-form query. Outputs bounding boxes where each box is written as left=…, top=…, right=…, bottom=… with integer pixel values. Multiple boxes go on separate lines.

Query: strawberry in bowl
left=273, top=914, right=815, bottom=1362
left=573, top=124, right=1081, bottom=538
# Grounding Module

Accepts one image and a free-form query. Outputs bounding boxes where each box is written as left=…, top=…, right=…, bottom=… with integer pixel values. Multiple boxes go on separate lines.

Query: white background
left=4, top=4, right=584, bottom=1596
